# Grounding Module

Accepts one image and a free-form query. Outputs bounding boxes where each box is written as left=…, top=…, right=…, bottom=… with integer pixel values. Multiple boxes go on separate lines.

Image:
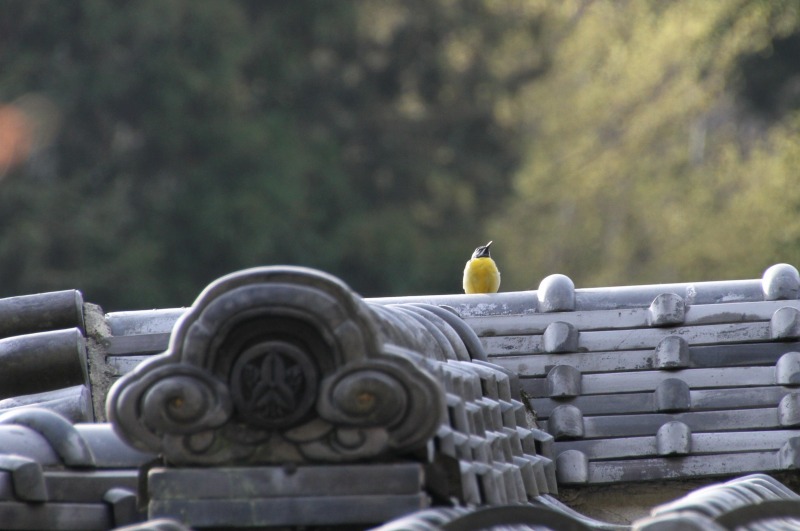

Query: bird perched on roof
left=463, top=241, right=501, bottom=294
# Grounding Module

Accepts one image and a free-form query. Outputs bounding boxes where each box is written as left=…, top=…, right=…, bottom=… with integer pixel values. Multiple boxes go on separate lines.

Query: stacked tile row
left=102, top=307, right=184, bottom=382
left=0, top=407, right=153, bottom=529
left=421, top=351, right=557, bottom=504
left=469, top=264, right=800, bottom=485
left=0, top=290, right=93, bottom=422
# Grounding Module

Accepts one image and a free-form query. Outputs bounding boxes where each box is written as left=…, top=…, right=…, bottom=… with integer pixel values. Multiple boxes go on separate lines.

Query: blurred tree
left=0, top=0, right=546, bottom=308
left=491, top=0, right=800, bottom=290
left=8, top=0, right=797, bottom=308
left=238, top=0, right=549, bottom=296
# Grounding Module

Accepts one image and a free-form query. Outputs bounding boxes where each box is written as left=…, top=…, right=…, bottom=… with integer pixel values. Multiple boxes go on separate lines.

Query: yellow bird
left=463, top=241, right=501, bottom=294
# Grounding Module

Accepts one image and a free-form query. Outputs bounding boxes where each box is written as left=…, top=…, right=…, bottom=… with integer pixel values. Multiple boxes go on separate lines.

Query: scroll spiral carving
left=109, top=360, right=232, bottom=457
left=329, top=370, right=407, bottom=424
left=317, top=349, right=442, bottom=452
left=142, top=373, right=230, bottom=434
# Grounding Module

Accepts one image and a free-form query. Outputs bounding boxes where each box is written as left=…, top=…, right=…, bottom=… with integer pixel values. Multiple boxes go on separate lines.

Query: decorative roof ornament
left=106, top=266, right=444, bottom=465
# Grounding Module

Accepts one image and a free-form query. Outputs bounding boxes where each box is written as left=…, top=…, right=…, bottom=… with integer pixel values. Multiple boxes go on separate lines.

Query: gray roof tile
left=6, top=265, right=800, bottom=528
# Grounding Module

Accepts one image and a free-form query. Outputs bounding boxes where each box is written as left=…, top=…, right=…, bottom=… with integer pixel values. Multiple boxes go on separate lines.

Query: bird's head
left=471, top=241, right=493, bottom=259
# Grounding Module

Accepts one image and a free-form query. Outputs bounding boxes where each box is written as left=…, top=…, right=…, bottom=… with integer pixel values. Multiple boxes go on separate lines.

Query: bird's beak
left=485, top=241, right=493, bottom=248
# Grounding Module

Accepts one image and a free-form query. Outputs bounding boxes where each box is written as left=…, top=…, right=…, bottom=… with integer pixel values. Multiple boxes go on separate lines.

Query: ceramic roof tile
left=4, top=265, right=800, bottom=529
left=466, top=264, right=800, bottom=487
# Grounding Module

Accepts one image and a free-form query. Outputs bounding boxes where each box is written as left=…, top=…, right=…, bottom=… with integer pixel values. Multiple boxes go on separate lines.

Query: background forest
left=1, top=0, right=800, bottom=310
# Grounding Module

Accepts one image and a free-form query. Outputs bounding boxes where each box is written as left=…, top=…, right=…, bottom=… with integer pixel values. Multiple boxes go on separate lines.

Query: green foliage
left=0, top=0, right=543, bottom=308
left=2, top=0, right=800, bottom=308
left=491, top=0, right=800, bottom=290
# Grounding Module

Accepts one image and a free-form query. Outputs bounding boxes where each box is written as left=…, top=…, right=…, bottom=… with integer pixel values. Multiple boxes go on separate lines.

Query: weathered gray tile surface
left=4, top=264, right=800, bottom=529
left=464, top=263, right=800, bottom=486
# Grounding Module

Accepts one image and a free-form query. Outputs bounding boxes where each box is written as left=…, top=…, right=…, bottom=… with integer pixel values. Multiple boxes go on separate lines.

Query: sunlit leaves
left=492, top=0, right=800, bottom=290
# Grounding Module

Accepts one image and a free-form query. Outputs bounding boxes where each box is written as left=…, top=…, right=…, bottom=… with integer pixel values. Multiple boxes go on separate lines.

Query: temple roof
left=1, top=264, right=800, bottom=529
